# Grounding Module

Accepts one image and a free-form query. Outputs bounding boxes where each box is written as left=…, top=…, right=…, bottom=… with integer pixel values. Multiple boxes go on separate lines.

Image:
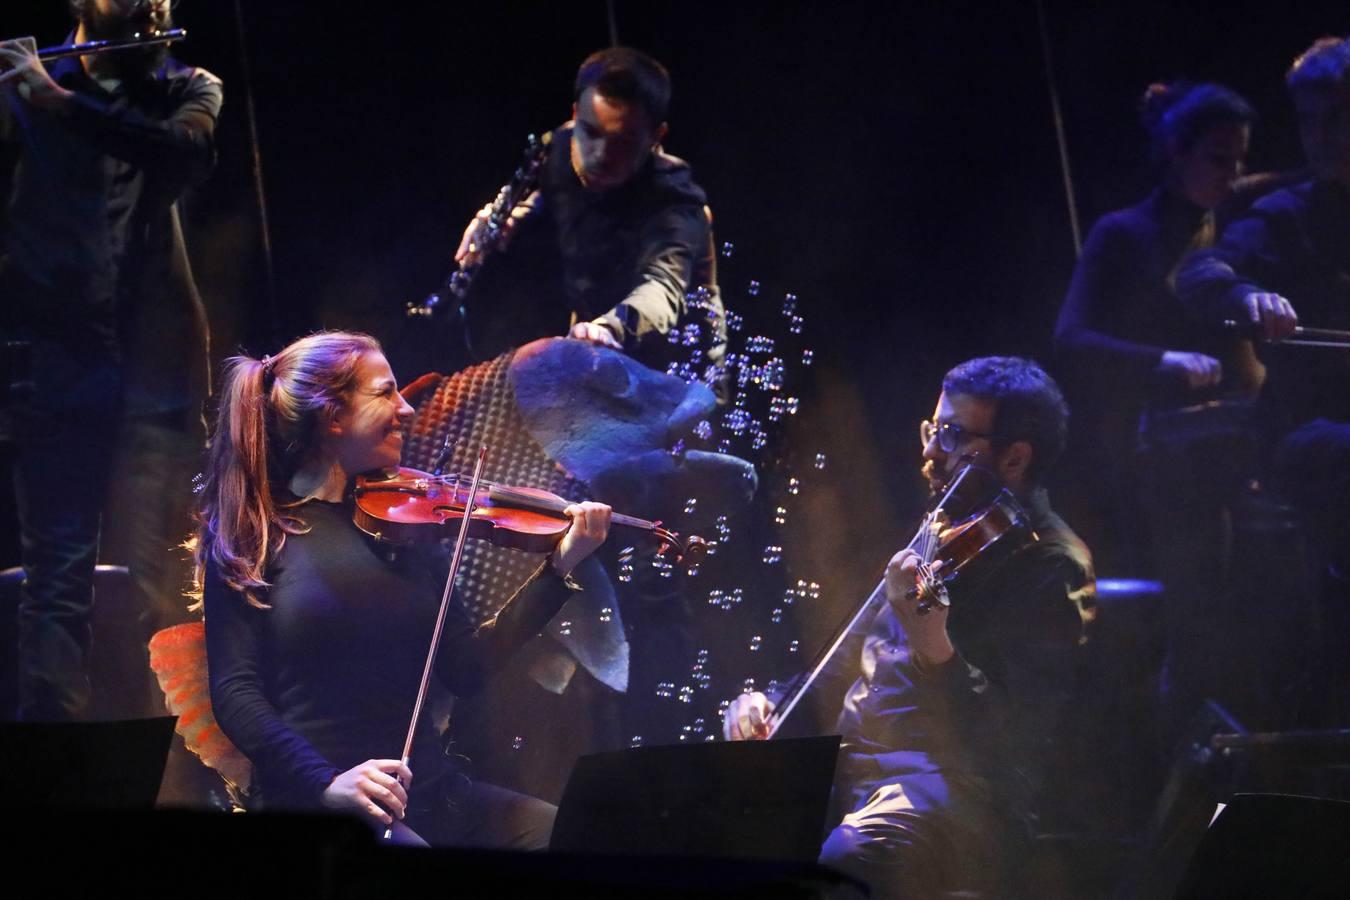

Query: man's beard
left=81, top=4, right=173, bottom=78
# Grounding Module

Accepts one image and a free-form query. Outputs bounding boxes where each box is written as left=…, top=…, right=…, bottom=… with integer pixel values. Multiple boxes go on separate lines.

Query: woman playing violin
left=195, top=331, right=611, bottom=847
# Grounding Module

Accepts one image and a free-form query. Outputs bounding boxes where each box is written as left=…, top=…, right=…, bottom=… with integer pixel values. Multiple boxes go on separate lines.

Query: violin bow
left=383, top=445, right=489, bottom=842
left=764, top=454, right=984, bottom=738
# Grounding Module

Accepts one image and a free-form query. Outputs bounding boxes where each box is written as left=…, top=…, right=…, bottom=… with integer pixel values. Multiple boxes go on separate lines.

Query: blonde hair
left=192, top=331, right=381, bottom=607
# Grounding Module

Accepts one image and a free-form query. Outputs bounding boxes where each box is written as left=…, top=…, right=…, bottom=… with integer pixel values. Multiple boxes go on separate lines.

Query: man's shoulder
left=161, top=58, right=224, bottom=94
left=1247, top=177, right=1316, bottom=219
left=648, top=147, right=708, bottom=207
left=1031, top=511, right=1094, bottom=580
left=1018, top=493, right=1095, bottom=588
left=1084, top=201, right=1158, bottom=252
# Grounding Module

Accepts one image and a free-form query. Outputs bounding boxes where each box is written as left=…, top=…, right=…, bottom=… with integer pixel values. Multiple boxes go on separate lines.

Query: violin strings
left=369, top=475, right=667, bottom=540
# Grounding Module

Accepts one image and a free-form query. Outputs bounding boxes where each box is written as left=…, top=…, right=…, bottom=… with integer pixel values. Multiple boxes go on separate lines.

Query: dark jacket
left=1, top=51, right=221, bottom=417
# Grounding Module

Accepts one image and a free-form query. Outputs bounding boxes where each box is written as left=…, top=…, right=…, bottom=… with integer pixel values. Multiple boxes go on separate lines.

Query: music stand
left=551, top=735, right=841, bottom=862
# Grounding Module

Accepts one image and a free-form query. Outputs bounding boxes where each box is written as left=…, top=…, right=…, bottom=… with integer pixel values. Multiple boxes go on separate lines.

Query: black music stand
left=551, top=735, right=841, bottom=862
left=0, top=715, right=177, bottom=808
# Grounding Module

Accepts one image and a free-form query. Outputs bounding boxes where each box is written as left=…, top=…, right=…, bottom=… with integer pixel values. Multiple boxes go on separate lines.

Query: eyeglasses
left=919, top=419, right=998, bottom=453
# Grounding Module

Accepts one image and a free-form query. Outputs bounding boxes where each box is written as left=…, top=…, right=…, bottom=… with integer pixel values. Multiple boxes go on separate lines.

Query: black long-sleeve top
left=203, top=497, right=577, bottom=809
left=0, top=49, right=220, bottom=415
left=799, top=489, right=1093, bottom=825
left=541, top=124, right=722, bottom=358
left=1054, top=188, right=1214, bottom=416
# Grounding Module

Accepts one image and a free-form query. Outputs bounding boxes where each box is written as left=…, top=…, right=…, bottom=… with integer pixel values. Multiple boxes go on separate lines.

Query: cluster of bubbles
left=617, top=547, right=636, bottom=583
left=706, top=587, right=745, bottom=612
left=678, top=718, right=714, bottom=743
left=588, top=244, right=834, bottom=754
left=767, top=396, right=800, bottom=423
left=690, top=648, right=714, bottom=691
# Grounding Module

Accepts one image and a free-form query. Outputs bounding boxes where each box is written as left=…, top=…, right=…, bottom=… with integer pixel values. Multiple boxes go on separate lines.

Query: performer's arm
left=724, top=585, right=880, bottom=741
left=893, top=543, right=1089, bottom=736
left=0, top=40, right=221, bottom=190
left=65, top=69, right=222, bottom=189
left=1055, top=217, right=1171, bottom=380
left=433, top=501, right=608, bottom=695
left=203, top=560, right=344, bottom=801
left=203, top=560, right=412, bottom=824
left=1176, top=205, right=1299, bottom=340
left=594, top=202, right=709, bottom=350
left=1055, top=215, right=1222, bottom=390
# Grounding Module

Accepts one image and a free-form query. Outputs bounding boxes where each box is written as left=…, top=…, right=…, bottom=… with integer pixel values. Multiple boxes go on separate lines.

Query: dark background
left=3, top=0, right=1345, bottom=770
left=6, top=0, right=1343, bottom=556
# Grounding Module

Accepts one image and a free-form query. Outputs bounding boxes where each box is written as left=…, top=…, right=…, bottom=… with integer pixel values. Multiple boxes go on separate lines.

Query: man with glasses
left=724, top=357, right=1094, bottom=899
left=0, top=0, right=222, bottom=720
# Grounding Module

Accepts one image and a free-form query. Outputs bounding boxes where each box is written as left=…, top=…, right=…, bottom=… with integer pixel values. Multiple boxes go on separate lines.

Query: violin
left=370, top=446, right=706, bottom=844
left=352, top=466, right=707, bottom=563
left=764, top=456, right=1036, bottom=737
left=906, top=463, right=1037, bottom=612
